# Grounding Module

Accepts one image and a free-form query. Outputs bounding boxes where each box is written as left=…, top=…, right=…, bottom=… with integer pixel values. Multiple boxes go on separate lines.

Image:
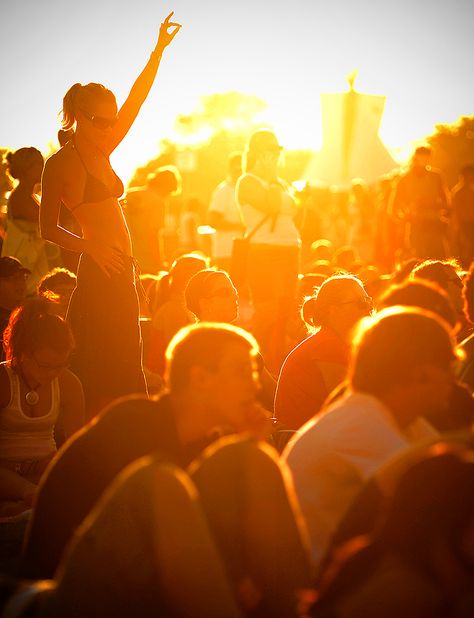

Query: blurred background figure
left=0, top=256, right=30, bottom=360
left=125, top=165, right=181, bottom=274
left=390, top=146, right=450, bottom=260
left=145, top=253, right=208, bottom=382
left=451, top=164, right=474, bottom=269
left=348, top=179, right=375, bottom=265
left=208, top=151, right=244, bottom=271
left=37, top=267, right=77, bottom=319
left=458, top=262, right=474, bottom=391
left=2, top=148, right=50, bottom=294
left=178, top=196, right=203, bottom=255
left=411, top=258, right=470, bottom=341
left=237, top=129, right=301, bottom=374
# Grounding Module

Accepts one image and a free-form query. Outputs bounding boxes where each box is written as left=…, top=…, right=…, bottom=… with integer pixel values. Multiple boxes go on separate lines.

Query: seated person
left=39, top=437, right=312, bottom=617
left=0, top=297, right=84, bottom=516
left=21, top=322, right=273, bottom=579
left=275, top=274, right=373, bottom=430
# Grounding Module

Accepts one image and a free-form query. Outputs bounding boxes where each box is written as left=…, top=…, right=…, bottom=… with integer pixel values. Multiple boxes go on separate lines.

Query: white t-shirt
left=283, top=391, right=437, bottom=569
left=208, top=179, right=242, bottom=259
left=236, top=173, right=300, bottom=247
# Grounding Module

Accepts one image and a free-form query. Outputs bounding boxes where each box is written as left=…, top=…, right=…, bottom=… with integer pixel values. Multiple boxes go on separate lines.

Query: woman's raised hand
left=156, top=12, right=181, bottom=53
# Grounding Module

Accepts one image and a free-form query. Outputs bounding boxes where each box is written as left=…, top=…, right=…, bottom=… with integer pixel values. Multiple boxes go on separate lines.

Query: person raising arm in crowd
left=39, top=13, right=181, bottom=418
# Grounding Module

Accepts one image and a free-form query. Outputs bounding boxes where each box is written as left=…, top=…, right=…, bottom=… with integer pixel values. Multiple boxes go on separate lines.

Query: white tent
left=303, top=79, right=398, bottom=187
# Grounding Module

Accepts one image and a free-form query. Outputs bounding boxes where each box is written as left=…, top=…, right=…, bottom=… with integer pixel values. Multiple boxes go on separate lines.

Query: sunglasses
left=80, top=108, right=118, bottom=130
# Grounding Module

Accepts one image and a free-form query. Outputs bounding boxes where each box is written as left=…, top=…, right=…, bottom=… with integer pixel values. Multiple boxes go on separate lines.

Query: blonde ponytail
left=61, top=83, right=83, bottom=130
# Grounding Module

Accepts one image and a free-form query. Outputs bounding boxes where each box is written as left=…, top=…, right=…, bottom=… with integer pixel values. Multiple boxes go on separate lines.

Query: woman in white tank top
left=0, top=297, right=84, bottom=515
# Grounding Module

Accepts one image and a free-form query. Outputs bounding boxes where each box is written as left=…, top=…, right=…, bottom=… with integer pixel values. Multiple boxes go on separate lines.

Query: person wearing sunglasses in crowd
left=39, top=13, right=181, bottom=418
left=0, top=297, right=84, bottom=516
left=275, top=274, right=374, bottom=430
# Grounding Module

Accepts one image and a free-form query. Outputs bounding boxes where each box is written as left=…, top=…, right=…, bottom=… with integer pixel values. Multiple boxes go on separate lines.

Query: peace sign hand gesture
left=156, top=12, right=182, bottom=53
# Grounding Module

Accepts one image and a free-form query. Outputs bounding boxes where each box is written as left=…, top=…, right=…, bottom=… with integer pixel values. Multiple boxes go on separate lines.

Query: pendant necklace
left=18, top=368, right=40, bottom=406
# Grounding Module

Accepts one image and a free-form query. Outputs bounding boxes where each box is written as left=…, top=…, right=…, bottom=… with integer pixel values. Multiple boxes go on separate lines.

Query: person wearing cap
left=236, top=129, right=301, bottom=375
left=0, top=256, right=30, bottom=359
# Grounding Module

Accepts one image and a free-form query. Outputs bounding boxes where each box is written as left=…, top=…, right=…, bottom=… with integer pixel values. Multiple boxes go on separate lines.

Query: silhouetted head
left=185, top=269, right=238, bottom=323
left=0, top=257, right=30, bottom=311
left=165, top=323, right=260, bottom=431
left=302, top=274, right=373, bottom=339
left=350, top=307, right=459, bottom=424
left=411, top=145, right=431, bottom=170
left=378, top=278, right=457, bottom=331
left=4, top=297, right=74, bottom=386
left=37, top=267, right=77, bottom=319
left=245, top=129, right=282, bottom=172
left=148, top=166, right=182, bottom=196
left=168, top=253, right=209, bottom=294
left=4, top=147, right=44, bottom=184
left=62, top=82, right=117, bottom=148
left=460, top=164, right=474, bottom=184
left=411, top=259, right=464, bottom=316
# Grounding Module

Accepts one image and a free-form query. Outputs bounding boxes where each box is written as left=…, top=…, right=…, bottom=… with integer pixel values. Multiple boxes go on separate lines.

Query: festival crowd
left=0, top=12, right=473, bottom=618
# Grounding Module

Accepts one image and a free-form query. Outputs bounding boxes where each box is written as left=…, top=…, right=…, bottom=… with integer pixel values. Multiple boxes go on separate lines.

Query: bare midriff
left=70, top=197, right=132, bottom=255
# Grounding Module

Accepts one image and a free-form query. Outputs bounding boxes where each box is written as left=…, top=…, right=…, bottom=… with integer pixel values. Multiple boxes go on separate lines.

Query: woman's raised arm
left=109, top=12, right=181, bottom=152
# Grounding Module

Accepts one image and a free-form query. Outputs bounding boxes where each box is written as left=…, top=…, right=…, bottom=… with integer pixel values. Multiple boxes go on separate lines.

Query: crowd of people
left=0, top=11, right=473, bottom=618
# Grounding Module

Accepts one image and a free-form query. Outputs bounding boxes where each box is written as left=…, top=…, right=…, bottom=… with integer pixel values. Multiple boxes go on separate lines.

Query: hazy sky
left=1, top=0, right=473, bottom=183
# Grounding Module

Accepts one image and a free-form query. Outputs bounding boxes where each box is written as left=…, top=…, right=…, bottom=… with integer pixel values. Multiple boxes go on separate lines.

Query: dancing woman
left=40, top=13, right=181, bottom=417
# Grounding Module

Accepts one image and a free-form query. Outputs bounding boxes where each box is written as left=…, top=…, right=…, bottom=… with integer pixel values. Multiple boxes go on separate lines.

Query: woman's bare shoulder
left=44, top=144, right=78, bottom=174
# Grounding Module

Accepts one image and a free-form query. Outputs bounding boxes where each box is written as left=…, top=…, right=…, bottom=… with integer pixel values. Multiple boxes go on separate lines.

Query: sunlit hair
left=350, top=306, right=460, bottom=397
left=244, top=129, right=280, bottom=172
left=37, top=267, right=77, bottom=296
left=411, top=258, right=462, bottom=293
left=4, top=147, right=43, bottom=181
left=378, top=278, right=457, bottom=330
left=185, top=269, right=232, bottom=318
left=302, top=274, right=365, bottom=330
left=463, top=262, right=474, bottom=324
left=168, top=253, right=209, bottom=292
left=3, top=297, right=75, bottom=365
left=165, top=322, right=259, bottom=393
left=61, top=82, right=116, bottom=130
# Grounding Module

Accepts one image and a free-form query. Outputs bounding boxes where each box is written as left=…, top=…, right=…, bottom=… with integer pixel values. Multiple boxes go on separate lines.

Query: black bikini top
left=71, top=139, right=124, bottom=211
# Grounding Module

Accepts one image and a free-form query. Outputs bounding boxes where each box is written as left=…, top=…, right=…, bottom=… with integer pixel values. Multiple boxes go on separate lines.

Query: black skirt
left=67, top=254, right=147, bottom=418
